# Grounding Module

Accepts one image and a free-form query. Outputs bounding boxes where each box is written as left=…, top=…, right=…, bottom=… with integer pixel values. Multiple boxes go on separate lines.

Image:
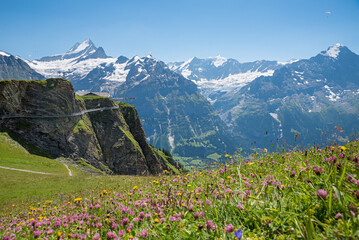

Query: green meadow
left=0, top=132, right=359, bottom=239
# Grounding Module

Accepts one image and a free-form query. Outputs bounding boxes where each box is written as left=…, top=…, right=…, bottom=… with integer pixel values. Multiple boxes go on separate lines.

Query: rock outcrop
left=0, top=78, right=179, bottom=175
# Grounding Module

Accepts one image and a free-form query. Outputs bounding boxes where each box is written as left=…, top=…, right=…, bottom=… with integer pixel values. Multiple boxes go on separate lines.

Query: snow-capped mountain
left=38, top=38, right=109, bottom=61
left=214, top=44, right=359, bottom=150
left=169, top=56, right=290, bottom=102
left=75, top=53, right=238, bottom=157
left=2, top=40, right=359, bottom=154
left=0, top=51, right=44, bottom=80
left=2, top=41, right=237, bottom=158
left=24, top=39, right=115, bottom=83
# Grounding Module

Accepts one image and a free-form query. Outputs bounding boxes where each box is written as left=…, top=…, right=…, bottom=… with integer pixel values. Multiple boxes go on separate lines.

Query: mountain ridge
left=1, top=41, right=359, bottom=155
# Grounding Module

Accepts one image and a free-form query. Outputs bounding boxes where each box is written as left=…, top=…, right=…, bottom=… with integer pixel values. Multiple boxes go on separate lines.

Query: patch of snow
left=194, top=70, right=274, bottom=99
left=278, top=59, right=299, bottom=65
left=163, top=99, right=175, bottom=151
left=99, top=81, right=124, bottom=96
left=181, top=69, right=192, bottom=78
left=211, top=55, right=227, bottom=67
left=269, top=113, right=280, bottom=123
left=24, top=57, right=116, bottom=79
left=0, top=51, right=10, bottom=57
left=181, top=57, right=194, bottom=68
left=67, top=39, right=91, bottom=54
left=321, top=43, right=343, bottom=59
left=324, top=85, right=340, bottom=101
left=103, top=62, right=129, bottom=82
left=269, top=113, right=283, bottom=138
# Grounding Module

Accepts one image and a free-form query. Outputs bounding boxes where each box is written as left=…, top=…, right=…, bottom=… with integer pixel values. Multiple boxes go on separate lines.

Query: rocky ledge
left=0, top=78, right=180, bottom=175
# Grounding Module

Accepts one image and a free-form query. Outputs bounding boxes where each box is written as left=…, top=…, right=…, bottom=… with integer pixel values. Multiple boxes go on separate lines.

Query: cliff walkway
left=0, top=106, right=119, bottom=119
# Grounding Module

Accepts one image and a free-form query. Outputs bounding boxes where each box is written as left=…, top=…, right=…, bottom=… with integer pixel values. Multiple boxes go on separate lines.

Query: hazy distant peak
left=66, top=38, right=95, bottom=55
left=320, top=43, right=345, bottom=59
left=207, top=55, right=227, bottom=67
left=38, top=38, right=108, bottom=62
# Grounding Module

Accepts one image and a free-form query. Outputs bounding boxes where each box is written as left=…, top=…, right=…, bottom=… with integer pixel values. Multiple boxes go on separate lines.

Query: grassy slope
left=1, top=128, right=358, bottom=239
left=0, top=132, right=69, bottom=175
left=1, top=141, right=358, bottom=239
left=0, top=132, right=153, bottom=204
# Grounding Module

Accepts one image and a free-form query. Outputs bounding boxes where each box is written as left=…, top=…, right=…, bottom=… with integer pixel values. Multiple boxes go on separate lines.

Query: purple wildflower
left=313, top=166, right=323, bottom=175
left=335, top=213, right=343, bottom=219
left=234, top=229, right=243, bottom=239
left=122, top=217, right=129, bottom=225
left=139, top=211, right=145, bottom=219
left=226, top=224, right=234, bottom=233
left=317, top=189, right=327, bottom=199
left=206, top=220, right=215, bottom=230
left=118, top=230, right=125, bottom=237
left=92, top=233, right=101, bottom=240
left=139, top=229, right=149, bottom=239
left=237, top=203, right=244, bottom=210
left=106, top=231, right=116, bottom=239
left=33, top=231, right=42, bottom=238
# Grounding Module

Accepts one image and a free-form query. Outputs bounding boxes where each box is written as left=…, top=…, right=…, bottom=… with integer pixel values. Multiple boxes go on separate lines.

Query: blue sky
left=1, top=0, right=358, bottom=62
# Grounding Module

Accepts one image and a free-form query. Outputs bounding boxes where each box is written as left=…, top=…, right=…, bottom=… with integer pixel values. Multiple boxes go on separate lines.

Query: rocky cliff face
left=0, top=78, right=178, bottom=175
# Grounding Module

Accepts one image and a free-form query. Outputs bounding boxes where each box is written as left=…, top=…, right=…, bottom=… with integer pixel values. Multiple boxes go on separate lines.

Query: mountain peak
left=67, top=38, right=95, bottom=55
left=210, top=54, right=227, bottom=67
left=321, top=43, right=345, bottom=59
left=38, top=38, right=108, bottom=62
